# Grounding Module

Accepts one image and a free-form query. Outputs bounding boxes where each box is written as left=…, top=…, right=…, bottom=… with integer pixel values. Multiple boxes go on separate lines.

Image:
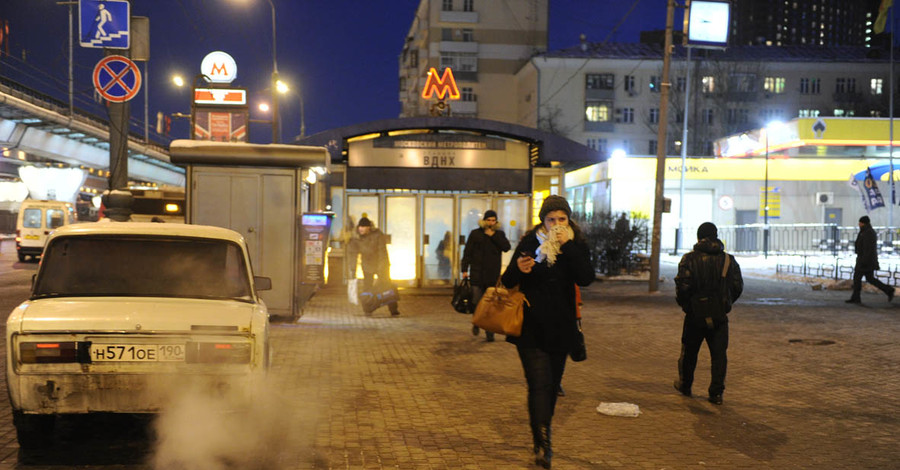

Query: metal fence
left=717, top=223, right=900, bottom=256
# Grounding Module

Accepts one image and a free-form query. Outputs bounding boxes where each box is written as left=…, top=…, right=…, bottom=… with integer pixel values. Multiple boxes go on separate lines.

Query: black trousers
left=362, top=269, right=399, bottom=313
left=850, top=269, right=893, bottom=300
left=677, top=316, right=728, bottom=396
left=517, top=346, right=567, bottom=430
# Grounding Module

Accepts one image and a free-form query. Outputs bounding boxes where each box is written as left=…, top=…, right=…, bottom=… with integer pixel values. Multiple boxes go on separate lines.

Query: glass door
left=385, top=195, right=417, bottom=285
left=423, top=196, right=455, bottom=286
left=346, top=194, right=380, bottom=280
left=493, top=196, right=530, bottom=272
left=458, top=196, right=491, bottom=276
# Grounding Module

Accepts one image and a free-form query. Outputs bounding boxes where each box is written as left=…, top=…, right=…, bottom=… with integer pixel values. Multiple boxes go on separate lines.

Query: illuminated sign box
left=685, top=0, right=730, bottom=49
left=193, top=88, right=247, bottom=106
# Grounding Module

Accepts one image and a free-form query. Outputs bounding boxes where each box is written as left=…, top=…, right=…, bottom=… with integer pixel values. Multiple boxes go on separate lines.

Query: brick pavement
left=0, top=258, right=898, bottom=469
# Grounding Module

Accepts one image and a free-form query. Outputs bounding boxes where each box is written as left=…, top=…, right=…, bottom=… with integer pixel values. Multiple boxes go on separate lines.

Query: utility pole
left=649, top=0, right=676, bottom=292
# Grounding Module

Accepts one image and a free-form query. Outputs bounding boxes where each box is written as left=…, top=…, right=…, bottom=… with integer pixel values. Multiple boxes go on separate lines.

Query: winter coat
left=675, top=238, right=743, bottom=318
left=347, top=228, right=391, bottom=275
left=501, top=229, right=594, bottom=352
left=854, top=223, right=880, bottom=271
left=461, top=222, right=511, bottom=287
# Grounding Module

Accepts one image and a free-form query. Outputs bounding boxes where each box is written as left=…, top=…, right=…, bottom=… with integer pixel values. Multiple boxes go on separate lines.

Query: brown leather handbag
left=472, top=280, right=529, bottom=337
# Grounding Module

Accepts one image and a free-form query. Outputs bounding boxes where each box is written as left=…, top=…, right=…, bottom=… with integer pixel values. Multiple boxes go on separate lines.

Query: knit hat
left=859, top=215, right=871, bottom=225
left=697, top=222, right=718, bottom=240
left=538, top=195, right=572, bottom=222
left=357, top=217, right=372, bottom=227
left=483, top=210, right=497, bottom=220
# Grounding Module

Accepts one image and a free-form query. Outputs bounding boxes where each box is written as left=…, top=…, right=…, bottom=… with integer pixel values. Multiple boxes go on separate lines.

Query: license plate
left=24, top=234, right=39, bottom=240
left=90, top=344, right=185, bottom=362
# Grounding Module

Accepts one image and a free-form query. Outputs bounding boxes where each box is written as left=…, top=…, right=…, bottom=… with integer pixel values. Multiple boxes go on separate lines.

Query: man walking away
left=846, top=215, right=895, bottom=304
left=461, top=210, right=511, bottom=341
left=674, top=222, right=743, bottom=405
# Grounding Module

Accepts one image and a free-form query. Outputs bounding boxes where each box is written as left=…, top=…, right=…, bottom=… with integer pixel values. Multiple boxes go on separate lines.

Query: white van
left=15, top=200, right=76, bottom=262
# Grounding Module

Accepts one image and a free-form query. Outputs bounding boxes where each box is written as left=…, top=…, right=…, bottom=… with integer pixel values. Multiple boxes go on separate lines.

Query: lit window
left=871, top=78, right=884, bottom=95
left=702, top=76, right=715, bottom=93
left=764, top=77, right=786, bottom=94
left=585, top=101, right=612, bottom=122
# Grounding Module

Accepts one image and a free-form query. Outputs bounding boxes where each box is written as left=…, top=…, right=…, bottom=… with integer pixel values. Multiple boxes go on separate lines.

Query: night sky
left=0, top=1, right=669, bottom=144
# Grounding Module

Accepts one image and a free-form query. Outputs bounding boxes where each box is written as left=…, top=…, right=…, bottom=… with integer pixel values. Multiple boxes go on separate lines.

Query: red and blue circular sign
left=92, top=55, right=141, bottom=102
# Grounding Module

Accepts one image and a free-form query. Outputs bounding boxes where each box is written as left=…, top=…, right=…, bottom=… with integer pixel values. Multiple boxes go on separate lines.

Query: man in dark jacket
left=674, top=222, right=743, bottom=405
left=347, top=217, right=399, bottom=316
left=847, top=215, right=894, bottom=304
left=461, top=210, right=511, bottom=341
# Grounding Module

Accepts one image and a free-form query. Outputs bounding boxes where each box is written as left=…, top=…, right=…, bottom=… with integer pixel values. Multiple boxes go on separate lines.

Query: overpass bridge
left=0, top=75, right=185, bottom=197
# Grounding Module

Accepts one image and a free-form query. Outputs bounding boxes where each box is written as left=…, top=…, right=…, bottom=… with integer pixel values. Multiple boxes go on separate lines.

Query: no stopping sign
left=93, top=55, right=141, bottom=102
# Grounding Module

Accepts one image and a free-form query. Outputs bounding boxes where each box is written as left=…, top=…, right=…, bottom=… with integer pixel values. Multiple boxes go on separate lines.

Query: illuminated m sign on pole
left=421, top=67, right=460, bottom=100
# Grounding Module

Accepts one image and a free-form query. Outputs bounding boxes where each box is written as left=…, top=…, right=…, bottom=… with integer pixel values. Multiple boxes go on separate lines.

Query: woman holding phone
left=500, top=195, right=594, bottom=468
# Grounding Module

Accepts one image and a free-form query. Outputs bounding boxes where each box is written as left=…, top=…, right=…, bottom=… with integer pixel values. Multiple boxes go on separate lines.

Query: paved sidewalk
left=0, top=259, right=897, bottom=469
left=258, top=262, right=899, bottom=469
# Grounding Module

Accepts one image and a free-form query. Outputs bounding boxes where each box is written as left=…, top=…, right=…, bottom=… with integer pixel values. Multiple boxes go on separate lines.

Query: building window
left=461, top=28, right=474, bottom=42
left=441, top=52, right=477, bottom=72
left=619, top=108, right=635, bottom=123
left=760, top=108, right=785, bottom=121
left=442, top=0, right=453, bottom=11
left=648, top=140, right=658, bottom=155
left=800, top=78, right=821, bottom=94
left=702, top=108, right=714, bottom=124
left=871, top=110, right=883, bottom=117
left=834, top=109, right=856, bottom=117
left=441, top=28, right=453, bottom=41
left=649, top=108, right=659, bottom=124
left=409, top=50, right=418, bottom=67
left=836, top=78, right=857, bottom=93
left=872, top=78, right=884, bottom=95
left=702, top=76, right=715, bottom=93
left=726, top=108, right=749, bottom=124
left=649, top=76, right=660, bottom=93
left=586, top=138, right=608, bottom=152
left=585, top=101, right=613, bottom=122
left=798, top=109, right=820, bottom=117
left=460, top=87, right=476, bottom=102
left=764, top=77, right=786, bottom=94
left=624, top=75, right=636, bottom=93
left=463, top=0, right=474, bottom=12
left=586, top=74, right=615, bottom=90
left=676, top=77, right=686, bottom=92
left=729, top=73, right=757, bottom=92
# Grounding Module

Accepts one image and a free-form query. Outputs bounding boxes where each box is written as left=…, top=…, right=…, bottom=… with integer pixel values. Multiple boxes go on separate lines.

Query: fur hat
left=859, top=215, right=871, bottom=225
left=357, top=217, right=373, bottom=227
left=697, top=222, right=718, bottom=240
left=538, top=195, right=572, bottom=222
left=483, top=210, right=497, bottom=220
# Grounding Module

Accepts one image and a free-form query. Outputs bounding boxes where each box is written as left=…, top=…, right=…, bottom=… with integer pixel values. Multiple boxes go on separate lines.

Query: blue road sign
left=79, top=0, right=130, bottom=49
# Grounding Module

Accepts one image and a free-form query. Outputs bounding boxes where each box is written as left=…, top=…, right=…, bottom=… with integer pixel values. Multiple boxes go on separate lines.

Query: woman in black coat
left=500, top=195, right=594, bottom=468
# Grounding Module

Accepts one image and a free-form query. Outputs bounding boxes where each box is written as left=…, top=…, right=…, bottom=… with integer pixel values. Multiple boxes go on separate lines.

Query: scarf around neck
left=535, top=225, right=574, bottom=266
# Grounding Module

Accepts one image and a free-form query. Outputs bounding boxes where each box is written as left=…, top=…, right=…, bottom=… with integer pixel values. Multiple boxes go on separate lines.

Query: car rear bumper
left=10, top=370, right=260, bottom=414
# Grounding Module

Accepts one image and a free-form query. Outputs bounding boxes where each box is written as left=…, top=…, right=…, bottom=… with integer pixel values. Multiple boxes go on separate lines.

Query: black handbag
left=570, top=318, right=587, bottom=362
left=451, top=278, right=474, bottom=314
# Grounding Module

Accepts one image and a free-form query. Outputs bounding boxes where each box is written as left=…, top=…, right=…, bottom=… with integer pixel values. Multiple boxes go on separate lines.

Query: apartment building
left=516, top=42, right=895, bottom=158
left=398, top=0, right=548, bottom=122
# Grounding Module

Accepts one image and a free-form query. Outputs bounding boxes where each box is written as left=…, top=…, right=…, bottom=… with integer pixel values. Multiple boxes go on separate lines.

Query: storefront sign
left=349, top=134, right=529, bottom=170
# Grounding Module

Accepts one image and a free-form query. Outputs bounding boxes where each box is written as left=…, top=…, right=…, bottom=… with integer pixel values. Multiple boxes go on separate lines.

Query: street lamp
left=273, top=79, right=306, bottom=139
left=231, top=0, right=279, bottom=142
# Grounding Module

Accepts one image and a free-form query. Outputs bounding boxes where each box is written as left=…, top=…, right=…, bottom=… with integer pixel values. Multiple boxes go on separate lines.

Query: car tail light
left=19, top=342, right=79, bottom=364
left=15, top=229, right=20, bottom=244
left=185, top=342, right=251, bottom=364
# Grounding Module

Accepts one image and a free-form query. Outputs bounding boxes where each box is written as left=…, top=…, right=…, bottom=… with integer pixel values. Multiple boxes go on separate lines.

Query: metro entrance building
left=297, top=117, right=599, bottom=287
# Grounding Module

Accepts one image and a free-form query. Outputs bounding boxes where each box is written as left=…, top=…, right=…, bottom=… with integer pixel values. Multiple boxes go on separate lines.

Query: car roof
left=47, top=221, right=246, bottom=245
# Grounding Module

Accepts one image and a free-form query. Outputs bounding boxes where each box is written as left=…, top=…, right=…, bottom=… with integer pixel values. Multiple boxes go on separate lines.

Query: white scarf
left=535, top=225, right=574, bottom=266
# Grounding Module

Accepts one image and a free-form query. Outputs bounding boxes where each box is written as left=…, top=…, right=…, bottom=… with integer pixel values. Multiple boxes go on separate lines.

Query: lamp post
left=764, top=127, right=769, bottom=259
left=264, top=0, right=279, bottom=144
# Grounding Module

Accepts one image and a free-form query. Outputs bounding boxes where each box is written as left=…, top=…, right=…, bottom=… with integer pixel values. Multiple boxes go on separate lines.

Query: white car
left=6, top=222, right=271, bottom=448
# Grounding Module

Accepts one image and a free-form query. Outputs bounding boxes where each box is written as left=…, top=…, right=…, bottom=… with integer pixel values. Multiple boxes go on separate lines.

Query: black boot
left=535, top=425, right=552, bottom=468
left=531, top=425, right=541, bottom=457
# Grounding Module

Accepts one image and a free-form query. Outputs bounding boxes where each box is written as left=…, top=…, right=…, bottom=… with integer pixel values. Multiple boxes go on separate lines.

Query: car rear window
left=23, top=208, right=42, bottom=228
left=32, top=235, right=253, bottom=301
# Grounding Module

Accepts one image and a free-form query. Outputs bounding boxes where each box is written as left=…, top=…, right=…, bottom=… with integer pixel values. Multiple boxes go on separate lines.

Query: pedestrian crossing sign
left=79, top=0, right=130, bottom=49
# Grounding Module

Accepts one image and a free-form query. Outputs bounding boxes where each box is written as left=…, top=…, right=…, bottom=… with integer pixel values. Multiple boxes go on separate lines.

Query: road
left=0, top=238, right=896, bottom=469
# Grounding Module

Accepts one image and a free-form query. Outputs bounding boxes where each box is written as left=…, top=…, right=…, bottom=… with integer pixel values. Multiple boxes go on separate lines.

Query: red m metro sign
left=421, top=67, right=460, bottom=100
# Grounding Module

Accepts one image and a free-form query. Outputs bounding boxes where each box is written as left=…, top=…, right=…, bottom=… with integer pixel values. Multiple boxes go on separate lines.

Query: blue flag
left=864, top=167, right=885, bottom=211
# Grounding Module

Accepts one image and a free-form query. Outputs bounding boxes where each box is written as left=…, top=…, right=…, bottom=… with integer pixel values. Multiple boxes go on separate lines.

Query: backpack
left=689, top=253, right=731, bottom=329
